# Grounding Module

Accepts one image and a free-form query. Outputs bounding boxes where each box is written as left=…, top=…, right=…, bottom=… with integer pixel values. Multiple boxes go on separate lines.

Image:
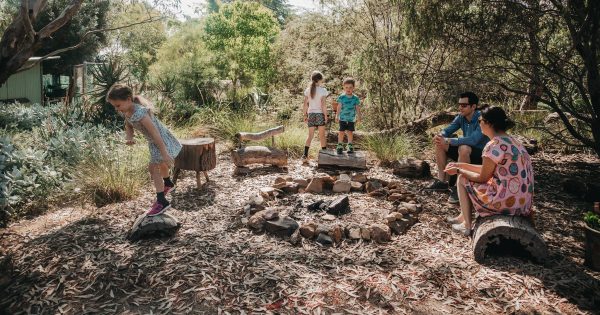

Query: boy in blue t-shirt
left=335, top=78, right=361, bottom=154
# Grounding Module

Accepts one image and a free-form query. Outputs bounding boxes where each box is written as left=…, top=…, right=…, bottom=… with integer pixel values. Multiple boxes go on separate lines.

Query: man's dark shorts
left=447, top=145, right=483, bottom=164
left=339, top=121, right=355, bottom=132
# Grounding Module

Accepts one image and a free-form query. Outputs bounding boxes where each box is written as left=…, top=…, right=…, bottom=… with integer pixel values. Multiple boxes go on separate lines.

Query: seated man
left=425, top=92, right=489, bottom=203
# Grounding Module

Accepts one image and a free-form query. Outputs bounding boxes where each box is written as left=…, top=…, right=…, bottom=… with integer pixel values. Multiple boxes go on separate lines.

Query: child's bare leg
left=318, top=126, right=327, bottom=148
left=305, top=127, right=316, bottom=147
left=149, top=163, right=165, bottom=193
left=159, top=163, right=170, bottom=178
left=347, top=131, right=354, bottom=143
left=338, top=131, right=344, bottom=143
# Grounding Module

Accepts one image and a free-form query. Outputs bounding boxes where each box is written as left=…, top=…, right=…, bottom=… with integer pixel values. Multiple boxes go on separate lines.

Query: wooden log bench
left=472, top=215, right=548, bottom=263
left=232, top=126, right=288, bottom=174
left=173, top=138, right=217, bottom=189
left=317, top=150, right=367, bottom=170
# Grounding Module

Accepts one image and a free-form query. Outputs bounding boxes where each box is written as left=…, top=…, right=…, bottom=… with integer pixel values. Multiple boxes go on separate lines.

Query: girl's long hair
left=106, top=83, right=154, bottom=114
left=309, top=71, right=323, bottom=99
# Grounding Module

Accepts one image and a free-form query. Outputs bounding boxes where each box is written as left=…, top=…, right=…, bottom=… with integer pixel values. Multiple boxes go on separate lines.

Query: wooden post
left=173, top=138, right=217, bottom=189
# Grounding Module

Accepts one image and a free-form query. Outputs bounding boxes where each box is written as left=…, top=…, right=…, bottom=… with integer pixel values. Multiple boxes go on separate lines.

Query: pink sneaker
left=164, top=185, right=176, bottom=195
left=146, top=201, right=170, bottom=217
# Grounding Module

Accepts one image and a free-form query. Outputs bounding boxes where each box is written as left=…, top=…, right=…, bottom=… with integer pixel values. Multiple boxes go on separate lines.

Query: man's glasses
left=458, top=103, right=471, bottom=108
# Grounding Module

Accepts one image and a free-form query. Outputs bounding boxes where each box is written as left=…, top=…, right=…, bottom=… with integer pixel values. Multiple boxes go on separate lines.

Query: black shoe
left=424, top=180, right=449, bottom=191
left=448, top=186, right=459, bottom=204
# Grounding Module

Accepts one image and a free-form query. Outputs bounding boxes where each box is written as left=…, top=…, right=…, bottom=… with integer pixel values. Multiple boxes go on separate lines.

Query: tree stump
left=128, top=213, right=181, bottom=241
left=472, top=215, right=548, bottom=263
left=318, top=150, right=367, bottom=170
left=390, top=158, right=431, bottom=178
left=232, top=145, right=287, bottom=167
left=173, top=138, right=216, bottom=189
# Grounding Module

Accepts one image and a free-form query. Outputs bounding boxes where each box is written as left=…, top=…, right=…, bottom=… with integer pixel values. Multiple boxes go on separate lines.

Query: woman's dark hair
left=309, top=71, right=324, bottom=99
left=480, top=106, right=516, bottom=131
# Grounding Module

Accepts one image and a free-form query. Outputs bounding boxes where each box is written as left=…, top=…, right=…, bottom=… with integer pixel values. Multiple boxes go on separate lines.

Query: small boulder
left=339, top=173, right=351, bottom=182
left=387, top=181, right=403, bottom=190
left=316, top=224, right=331, bottom=235
left=307, top=200, right=325, bottom=211
left=370, top=224, right=391, bottom=243
left=368, top=188, right=387, bottom=197
left=272, top=182, right=288, bottom=189
left=347, top=226, right=362, bottom=240
left=248, top=210, right=267, bottom=231
left=333, top=180, right=351, bottom=193
left=263, top=208, right=279, bottom=221
left=265, top=216, right=299, bottom=238
left=128, top=213, right=180, bottom=241
left=385, top=213, right=398, bottom=223
left=245, top=194, right=265, bottom=210
left=352, top=174, right=368, bottom=183
left=360, top=227, right=371, bottom=241
left=299, top=222, right=318, bottom=239
left=260, top=187, right=283, bottom=199
left=388, top=193, right=405, bottom=202
left=388, top=214, right=417, bottom=235
left=316, top=233, right=333, bottom=246
left=289, top=228, right=301, bottom=246
left=306, top=178, right=324, bottom=193
left=399, top=202, right=421, bottom=213
left=327, top=195, right=350, bottom=215
left=365, top=180, right=383, bottom=193
left=281, top=182, right=299, bottom=194
left=315, top=173, right=336, bottom=184
left=350, top=181, right=364, bottom=192
left=322, top=214, right=336, bottom=221
left=329, top=225, right=344, bottom=244
left=274, top=176, right=287, bottom=185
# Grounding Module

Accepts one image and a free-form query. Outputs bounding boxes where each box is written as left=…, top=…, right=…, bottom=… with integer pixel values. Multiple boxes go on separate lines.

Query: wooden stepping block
left=318, top=150, right=367, bottom=170
left=472, top=215, right=548, bottom=264
left=128, top=213, right=181, bottom=241
left=173, top=138, right=216, bottom=189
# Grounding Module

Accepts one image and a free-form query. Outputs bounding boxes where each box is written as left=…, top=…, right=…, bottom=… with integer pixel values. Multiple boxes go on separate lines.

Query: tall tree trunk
left=0, top=0, right=84, bottom=86
left=520, top=0, right=542, bottom=111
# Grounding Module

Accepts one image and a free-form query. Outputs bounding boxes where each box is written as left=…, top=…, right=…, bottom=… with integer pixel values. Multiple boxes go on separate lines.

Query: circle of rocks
left=239, top=172, right=423, bottom=246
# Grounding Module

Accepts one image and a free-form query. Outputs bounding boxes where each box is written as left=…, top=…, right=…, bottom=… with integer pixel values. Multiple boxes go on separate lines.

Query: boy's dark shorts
left=447, top=145, right=483, bottom=164
left=339, top=121, right=355, bottom=132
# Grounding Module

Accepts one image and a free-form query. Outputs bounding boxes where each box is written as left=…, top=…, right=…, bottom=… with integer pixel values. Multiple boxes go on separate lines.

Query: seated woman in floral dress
left=444, top=106, right=534, bottom=236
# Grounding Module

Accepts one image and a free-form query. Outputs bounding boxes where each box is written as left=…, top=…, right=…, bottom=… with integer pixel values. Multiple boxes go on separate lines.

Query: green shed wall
left=0, top=63, right=43, bottom=104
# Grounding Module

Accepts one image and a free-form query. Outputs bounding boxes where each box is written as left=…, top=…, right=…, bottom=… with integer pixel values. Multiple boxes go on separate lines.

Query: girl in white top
left=302, top=71, right=329, bottom=161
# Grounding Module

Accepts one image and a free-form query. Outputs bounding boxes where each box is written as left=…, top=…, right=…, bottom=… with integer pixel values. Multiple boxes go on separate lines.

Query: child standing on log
left=302, top=71, right=329, bottom=162
left=335, top=78, right=361, bottom=154
left=106, top=83, right=182, bottom=216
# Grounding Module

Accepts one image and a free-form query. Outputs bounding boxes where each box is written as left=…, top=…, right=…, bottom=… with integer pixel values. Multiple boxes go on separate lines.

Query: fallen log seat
left=318, top=150, right=367, bottom=170
left=472, top=215, right=548, bottom=263
left=232, top=145, right=287, bottom=167
left=236, top=125, right=284, bottom=144
left=173, top=137, right=217, bottom=189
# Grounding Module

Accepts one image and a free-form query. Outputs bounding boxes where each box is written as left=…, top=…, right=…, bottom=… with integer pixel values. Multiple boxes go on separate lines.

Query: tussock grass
left=362, top=133, right=421, bottom=162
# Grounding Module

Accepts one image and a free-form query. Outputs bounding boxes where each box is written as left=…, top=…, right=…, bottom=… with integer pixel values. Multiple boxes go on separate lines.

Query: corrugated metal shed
left=0, top=56, right=60, bottom=105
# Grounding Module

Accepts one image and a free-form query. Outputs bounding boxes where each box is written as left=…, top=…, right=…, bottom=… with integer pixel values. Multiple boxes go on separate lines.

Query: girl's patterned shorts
left=307, top=113, right=325, bottom=127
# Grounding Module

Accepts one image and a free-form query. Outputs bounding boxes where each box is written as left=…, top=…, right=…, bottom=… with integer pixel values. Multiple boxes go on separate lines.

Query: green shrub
left=584, top=212, right=600, bottom=231
left=0, top=103, right=52, bottom=130
left=362, top=133, right=421, bottom=162
left=75, top=140, right=148, bottom=207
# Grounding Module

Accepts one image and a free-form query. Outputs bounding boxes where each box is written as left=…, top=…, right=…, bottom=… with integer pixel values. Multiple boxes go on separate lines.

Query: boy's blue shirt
left=441, top=110, right=488, bottom=149
left=336, top=93, right=360, bottom=122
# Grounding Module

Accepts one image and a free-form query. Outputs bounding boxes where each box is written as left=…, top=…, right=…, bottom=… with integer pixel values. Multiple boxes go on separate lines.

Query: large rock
left=365, top=180, right=383, bottom=193
left=265, top=216, right=299, bottom=238
left=351, top=174, right=368, bottom=183
left=307, top=200, right=331, bottom=211
left=333, top=180, right=351, bottom=193
left=360, top=227, right=371, bottom=241
left=327, top=195, right=350, bottom=215
left=306, top=178, right=324, bottom=193
left=300, top=222, right=318, bottom=239
left=370, top=224, right=391, bottom=243
left=129, top=213, right=181, bottom=241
